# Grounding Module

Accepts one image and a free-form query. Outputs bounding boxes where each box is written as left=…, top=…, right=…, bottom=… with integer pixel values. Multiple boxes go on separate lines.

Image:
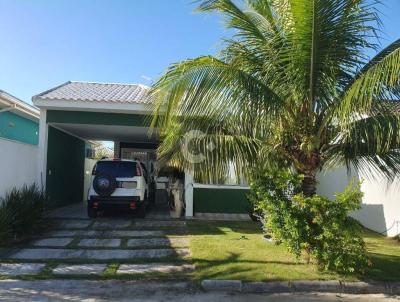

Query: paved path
left=0, top=203, right=192, bottom=277
left=46, top=202, right=172, bottom=220
left=0, top=279, right=397, bottom=302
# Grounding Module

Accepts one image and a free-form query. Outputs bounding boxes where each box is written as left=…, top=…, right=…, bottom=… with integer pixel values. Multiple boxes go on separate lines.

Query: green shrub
left=0, top=184, right=47, bottom=246
left=249, top=169, right=369, bottom=274
left=0, top=204, right=13, bottom=244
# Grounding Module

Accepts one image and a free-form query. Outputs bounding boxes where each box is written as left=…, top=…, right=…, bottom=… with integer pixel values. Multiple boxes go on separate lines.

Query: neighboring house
left=32, top=81, right=399, bottom=236
left=0, top=90, right=40, bottom=197
left=0, top=90, right=39, bottom=144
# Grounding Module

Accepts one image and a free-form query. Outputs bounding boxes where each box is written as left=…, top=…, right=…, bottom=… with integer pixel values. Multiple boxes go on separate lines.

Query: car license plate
left=121, top=181, right=137, bottom=189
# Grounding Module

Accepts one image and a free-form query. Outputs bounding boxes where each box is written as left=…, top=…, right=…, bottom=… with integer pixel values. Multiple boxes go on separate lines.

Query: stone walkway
left=0, top=203, right=193, bottom=278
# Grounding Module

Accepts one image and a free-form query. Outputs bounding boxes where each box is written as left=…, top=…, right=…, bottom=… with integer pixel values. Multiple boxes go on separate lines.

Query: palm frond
left=246, top=0, right=280, bottom=34
left=283, top=0, right=380, bottom=108
left=156, top=115, right=262, bottom=182
left=324, top=110, right=400, bottom=180
left=339, top=38, right=400, bottom=120
left=150, top=0, right=400, bottom=189
left=149, top=55, right=283, bottom=131
left=197, top=0, right=268, bottom=43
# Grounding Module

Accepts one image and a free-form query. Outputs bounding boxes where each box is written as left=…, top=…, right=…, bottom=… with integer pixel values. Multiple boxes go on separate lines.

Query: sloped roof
left=33, top=81, right=151, bottom=104
left=0, top=90, right=39, bottom=121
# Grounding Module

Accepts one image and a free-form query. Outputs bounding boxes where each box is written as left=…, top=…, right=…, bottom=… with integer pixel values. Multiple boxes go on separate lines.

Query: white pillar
left=184, top=170, right=194, bottom=217
left=37, top=109, right=48, bottom=189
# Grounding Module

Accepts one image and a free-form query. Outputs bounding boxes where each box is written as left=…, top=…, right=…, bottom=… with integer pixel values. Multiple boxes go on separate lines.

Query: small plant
left=0, top=203, right=13, bottom=244
left=249, top=169, right=369, bottom=274
left=0, top=184, right=47, bottom=246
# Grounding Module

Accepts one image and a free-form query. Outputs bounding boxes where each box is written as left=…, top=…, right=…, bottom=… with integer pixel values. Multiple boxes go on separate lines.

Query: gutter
left=0, top=92, right=39, bottom=121
left=0, top=104, right=17, bottom=113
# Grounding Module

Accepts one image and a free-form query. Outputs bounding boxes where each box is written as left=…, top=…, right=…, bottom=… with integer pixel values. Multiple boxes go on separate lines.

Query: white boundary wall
left=317, top=167, right=400, bottom=237
left=0, top=138, right=39, bottom=199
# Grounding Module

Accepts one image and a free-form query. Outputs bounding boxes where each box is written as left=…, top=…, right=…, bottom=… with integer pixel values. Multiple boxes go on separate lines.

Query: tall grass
left=0, top=184, right=47, bottom=246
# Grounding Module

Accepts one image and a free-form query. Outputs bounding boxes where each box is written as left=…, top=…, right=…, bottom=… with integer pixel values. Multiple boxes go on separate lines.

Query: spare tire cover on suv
left=93, top=174, right=117, bottom=197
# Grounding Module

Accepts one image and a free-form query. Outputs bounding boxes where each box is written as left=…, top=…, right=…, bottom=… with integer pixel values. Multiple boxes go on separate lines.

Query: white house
left=31, top=81, right=400, bottom=236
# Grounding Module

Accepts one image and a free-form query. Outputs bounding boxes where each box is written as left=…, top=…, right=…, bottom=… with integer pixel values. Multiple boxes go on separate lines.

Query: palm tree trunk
left=296, top=152, right=320, bottom=197
left=302, top=172, right=317, bottom=197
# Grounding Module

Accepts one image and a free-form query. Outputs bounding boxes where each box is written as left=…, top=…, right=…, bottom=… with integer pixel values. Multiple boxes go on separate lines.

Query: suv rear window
left=94, top=161, right=139, bottom=178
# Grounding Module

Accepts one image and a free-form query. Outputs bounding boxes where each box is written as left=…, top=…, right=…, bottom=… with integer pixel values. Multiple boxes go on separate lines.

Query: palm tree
left=150, top=0, right=400, bottom=196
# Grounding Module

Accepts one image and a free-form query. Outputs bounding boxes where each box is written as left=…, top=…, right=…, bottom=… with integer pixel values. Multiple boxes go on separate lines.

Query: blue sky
left=0, top=0, right=399, bottom=104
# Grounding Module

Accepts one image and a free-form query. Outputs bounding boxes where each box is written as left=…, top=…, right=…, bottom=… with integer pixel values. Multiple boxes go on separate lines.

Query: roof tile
left=35, top=81, right=151, bottom=104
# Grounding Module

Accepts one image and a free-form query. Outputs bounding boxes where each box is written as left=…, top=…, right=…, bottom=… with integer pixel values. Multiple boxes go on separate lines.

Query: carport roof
left=33, top=81, right=151, bottom=104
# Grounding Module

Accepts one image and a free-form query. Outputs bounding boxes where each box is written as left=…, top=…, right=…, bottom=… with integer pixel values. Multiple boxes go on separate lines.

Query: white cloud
left=140, top=75, right=152, bottom=82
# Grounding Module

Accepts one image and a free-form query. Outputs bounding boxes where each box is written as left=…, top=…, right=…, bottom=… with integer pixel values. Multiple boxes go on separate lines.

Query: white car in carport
left=87, top=159, right=152, bottom=218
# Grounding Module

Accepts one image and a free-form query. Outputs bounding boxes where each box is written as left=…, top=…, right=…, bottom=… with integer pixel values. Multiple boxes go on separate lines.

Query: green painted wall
left=0, top=111, right=39, bottom=145
left=193, top=187, right=250, bottom=214
left=46, top=110, right=149, bottom=127
left=46, top=126, right=85, bottom=208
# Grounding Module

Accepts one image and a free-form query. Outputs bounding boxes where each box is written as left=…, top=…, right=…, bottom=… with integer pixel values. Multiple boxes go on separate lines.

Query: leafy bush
left=0, top=204, right=13, bottom=244
left=0, top=184, right=47, bottom=246
left=249, top=169, right=369, bottom=274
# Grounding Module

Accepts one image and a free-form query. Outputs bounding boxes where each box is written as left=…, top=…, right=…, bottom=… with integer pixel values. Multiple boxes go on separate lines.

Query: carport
left=33, top=81, right=193, bottom=217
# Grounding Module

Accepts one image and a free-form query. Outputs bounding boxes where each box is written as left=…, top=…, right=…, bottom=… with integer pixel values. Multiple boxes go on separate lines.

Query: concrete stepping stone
left=57, top=220, right=91, bottom=229
left=8, top=248, right=190, bottom=260
left=33, top=238, right=73, bottom=247
left=169, top=237, right=190, bottom=247
left=0, top=263, right=45, bottom=275
left=127, top=237, right=189, bottom=248
left=53, top=264, right=107, bottom=275
left=110, top=230, right=165, bottom=237
left=117, top=263, right=194, bottom=274
left=92, top=220, right=132, bottom=229
left=134, top=221, right=186, bottom=227
left=78, top=238, right=121, bottom=248
left=48, top=230, right=164, bottom=238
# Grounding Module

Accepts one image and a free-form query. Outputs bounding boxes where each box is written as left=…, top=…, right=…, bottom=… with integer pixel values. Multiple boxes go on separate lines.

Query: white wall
left=317, top=166, right=400, bottom=237
left=184, top=170, right=194, bottom=217
left=317, top=167, right=357, bottom=200
left=354, top=177, right=400, bottom=237
left=0, top=138, right=39, bottom=199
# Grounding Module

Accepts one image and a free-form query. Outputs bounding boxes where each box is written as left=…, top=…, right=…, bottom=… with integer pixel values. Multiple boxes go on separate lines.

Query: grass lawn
left=188, top=220, right=400, bottom=282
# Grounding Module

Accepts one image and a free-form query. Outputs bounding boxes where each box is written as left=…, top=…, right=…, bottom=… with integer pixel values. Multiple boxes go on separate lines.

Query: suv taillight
left=136, top=164, right=142, bottom=176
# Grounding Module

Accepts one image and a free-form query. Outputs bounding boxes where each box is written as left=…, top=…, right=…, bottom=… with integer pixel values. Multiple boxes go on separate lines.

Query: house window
left=194, top=162, right=247, bottom=186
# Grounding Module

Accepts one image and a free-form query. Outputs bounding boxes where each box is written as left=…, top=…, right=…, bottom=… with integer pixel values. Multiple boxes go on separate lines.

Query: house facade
left=32, top=81, right=399, bottom=236
left=32, top=81, right=249, bottom=215
left=0, top=90, right=40, bottom=197
left=0, top=90, right=39, bottom=145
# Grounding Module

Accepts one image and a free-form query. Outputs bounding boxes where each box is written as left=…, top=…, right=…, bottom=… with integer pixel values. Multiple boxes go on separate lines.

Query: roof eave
left=0, top=91, right=40, bottom=121
left=32, top=98, right=153, bottom=114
